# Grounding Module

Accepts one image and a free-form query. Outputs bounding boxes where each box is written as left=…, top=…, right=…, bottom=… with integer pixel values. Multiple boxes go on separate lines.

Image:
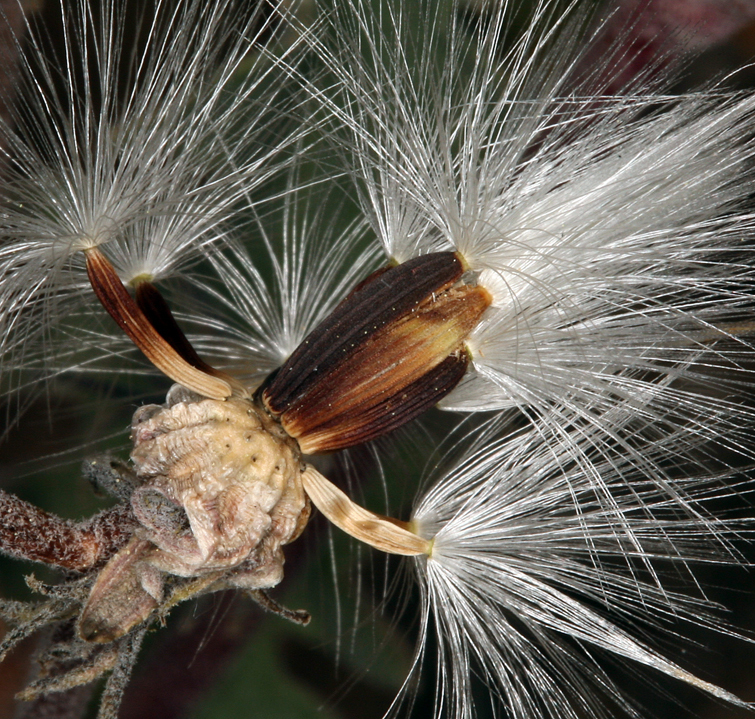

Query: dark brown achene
left=260, top=252, right=491, bottom=453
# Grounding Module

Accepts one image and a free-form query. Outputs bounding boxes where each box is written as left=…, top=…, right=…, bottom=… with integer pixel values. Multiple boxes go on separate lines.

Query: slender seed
left=133, top=279, right=249, bottom=397
left=300, top=465, right=431, bottom=556
left=85, top=248, right=233, bottom=400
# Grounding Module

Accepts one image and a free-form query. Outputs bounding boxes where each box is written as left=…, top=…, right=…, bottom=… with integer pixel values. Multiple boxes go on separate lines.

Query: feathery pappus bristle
left=408, top=416, right=753, bottom=719
left=180, top=169, right=384, bottom=388
left=0, top=0, right=310, bottom=412
left=304, top=0, right=755, bottom=472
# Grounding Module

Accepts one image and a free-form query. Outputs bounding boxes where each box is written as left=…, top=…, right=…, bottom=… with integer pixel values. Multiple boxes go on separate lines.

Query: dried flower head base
left=0, top=244, right=488, bottom=714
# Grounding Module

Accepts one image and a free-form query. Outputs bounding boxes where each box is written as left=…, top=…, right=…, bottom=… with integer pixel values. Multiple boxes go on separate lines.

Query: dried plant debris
left=0, top=393, right=315, bottom=718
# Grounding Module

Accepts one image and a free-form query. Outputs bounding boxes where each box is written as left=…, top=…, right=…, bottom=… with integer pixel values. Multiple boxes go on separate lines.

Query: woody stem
left=0, top=490, right=137, bottom=571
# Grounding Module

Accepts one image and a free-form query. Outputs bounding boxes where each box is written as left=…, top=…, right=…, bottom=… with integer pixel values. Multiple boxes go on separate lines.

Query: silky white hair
left=297, top=0, right=755, bottom=717
left=0, top=0, right=312, bottom=418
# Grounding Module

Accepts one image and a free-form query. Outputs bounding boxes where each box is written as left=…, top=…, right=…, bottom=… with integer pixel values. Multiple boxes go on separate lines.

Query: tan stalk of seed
left=300, top=465, right=431, bottom=556
left=132, top=278, right=250, bottom=398
left=85, top=247, right=233, bottom=400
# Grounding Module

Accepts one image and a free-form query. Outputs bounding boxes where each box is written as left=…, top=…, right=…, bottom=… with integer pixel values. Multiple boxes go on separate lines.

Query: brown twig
left=0, top=491, right=137, bottom=572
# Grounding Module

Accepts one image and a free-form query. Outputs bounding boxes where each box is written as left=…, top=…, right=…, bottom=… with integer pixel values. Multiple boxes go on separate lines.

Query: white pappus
left=297, top=0, right=755, bottom=716
left=305, top=0, right=755, bottom=457
left=406, top=404, right=752, bottom=719
left=0, top=0, right=310, bottom=423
